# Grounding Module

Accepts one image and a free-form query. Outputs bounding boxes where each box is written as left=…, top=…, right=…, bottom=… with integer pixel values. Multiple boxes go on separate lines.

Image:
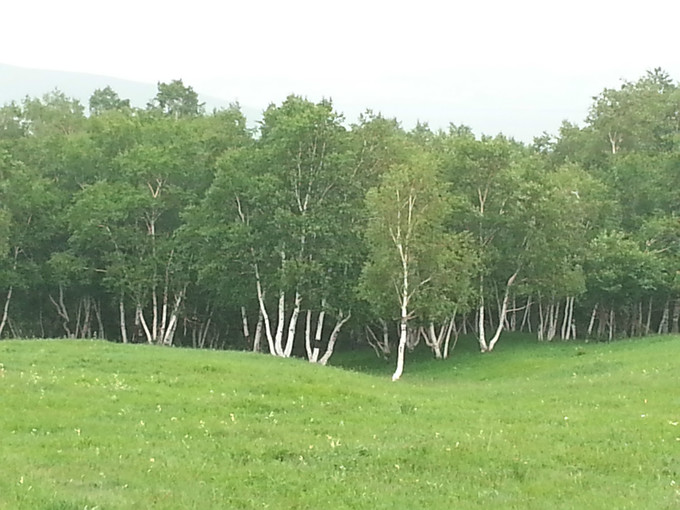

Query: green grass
left=1, top=335, right=679, bottom=509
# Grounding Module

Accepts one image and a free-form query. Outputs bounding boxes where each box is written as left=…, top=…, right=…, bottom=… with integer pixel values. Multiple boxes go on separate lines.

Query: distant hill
left=0, top=63, right=261, bottom=122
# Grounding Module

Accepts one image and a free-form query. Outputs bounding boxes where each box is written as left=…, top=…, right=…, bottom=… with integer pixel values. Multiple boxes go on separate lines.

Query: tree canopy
left=1, top=71, right=679, bottom=377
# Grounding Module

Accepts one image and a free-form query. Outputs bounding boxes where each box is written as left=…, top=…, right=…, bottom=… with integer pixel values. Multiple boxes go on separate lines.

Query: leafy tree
left=361, top=148, right=475, bottom=379
left=89, top=86, right=131, bottom=115
left=147, top=80, right=205, bottom=119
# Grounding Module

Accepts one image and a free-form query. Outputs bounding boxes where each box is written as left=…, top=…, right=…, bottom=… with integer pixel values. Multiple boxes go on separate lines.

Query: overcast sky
left=3, top=0, right=680, bottom=141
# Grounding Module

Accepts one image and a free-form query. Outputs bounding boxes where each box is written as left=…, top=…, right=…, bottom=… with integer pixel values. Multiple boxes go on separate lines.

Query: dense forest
left=0, top=70, right=678, bottom=379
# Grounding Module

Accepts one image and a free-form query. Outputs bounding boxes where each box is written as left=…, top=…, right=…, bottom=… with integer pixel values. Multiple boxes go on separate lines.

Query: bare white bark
left=162, top=289, right=184, bottom=346
left=136, top=302, right=153, bottom=344
left=0, top=286, right=13, bottom=338
left=658, top=300, right=669, bottom=334
left=274, top=290, right=286, bottom=356
left=423, top=315, right=456, bottom=360
left=254, top=263, right=277, bottom=355
left=392, top=319, right=408, bottom=381
left=318, top=312, right=351, bottom=365
left=310, top=301, right=327, bottom=362
left=488, top=270, right=519, bottom=351
left=283, top=291, right=302, bottom=357
left=240, top=306, right=251, bottom=347
left=305, top=310, right=313, bottom=360
left=253, top=312, right=263, bottom=352
left=520, top=296, right=532, bottom=332
left=645, top=297, right=653, bottom=336
left=366, top=322, right=391, bottom=359
left=587, top=303, right=598, bottom=337
left=49, top=284, right=72, bottom=338
left=119, top=296, right=128, bottom=344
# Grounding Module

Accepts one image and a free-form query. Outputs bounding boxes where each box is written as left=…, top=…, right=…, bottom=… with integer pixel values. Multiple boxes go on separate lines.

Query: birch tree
left=361, top=151, right=474, bottom=380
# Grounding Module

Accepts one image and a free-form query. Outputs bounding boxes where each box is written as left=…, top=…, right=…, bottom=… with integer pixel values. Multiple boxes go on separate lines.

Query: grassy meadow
left=0, top=335, right=679, bottom=509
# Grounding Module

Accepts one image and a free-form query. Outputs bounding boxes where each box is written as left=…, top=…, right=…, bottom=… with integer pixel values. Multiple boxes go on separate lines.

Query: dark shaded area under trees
left=0, top=71, right=679, bottom=376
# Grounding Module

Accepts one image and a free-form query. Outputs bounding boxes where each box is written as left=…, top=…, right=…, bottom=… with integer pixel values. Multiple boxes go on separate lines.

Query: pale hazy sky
left=3, top=0, right=680, bottom=140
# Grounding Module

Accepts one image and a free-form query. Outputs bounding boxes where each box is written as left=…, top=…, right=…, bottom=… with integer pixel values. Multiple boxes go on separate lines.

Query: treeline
left=0, top=71, right=678, bottom=376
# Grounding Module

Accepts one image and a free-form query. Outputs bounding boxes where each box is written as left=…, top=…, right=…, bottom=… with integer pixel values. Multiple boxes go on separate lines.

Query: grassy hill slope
left=1, top=337, right=678, bottom=509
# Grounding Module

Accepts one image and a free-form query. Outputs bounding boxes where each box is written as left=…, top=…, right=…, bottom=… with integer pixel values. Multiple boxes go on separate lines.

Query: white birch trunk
left=240, top=306, right=251, bottom=347
left=311, top=303, right=326, bottom=363
left=425, top=323, right=443, bottom=359
left=136, top=302, right=153, bottom=344
left=366, top=322, right=390, bottom=359
left=587, top=303, right=598, bottom=337
left=318, top=312, right=351, bottom=366
left=305, top=310, right=313, bottom=360
left=254, top=263, right=277, bottom=355
left=658, top=300, right=669, bottom=334
left=672, top=298, right=680, bottom=334
left=560, top=298, right=570, bottom=340
left=151, top=286, right=158, bottom=344
left=645, top=297, right=653, bottom=336
left=392, top=234, right=410, bottom=380
left=49, top=284, right=72, bottom=338
left=520, top=296, right=532, bottom=333
left=274, top=290, right=286, bottom=356
left=478, top=301, right=488, bottom=351
left=162, top=290, right=184, bottom=346
left=253, top=312, right=263, bottom=352
left=487, top=270, right=519, bottom=352
left=0, top=286, right=13, bottom=338
left=392, top=318, right=408, bottom=381
left=119, top=296, right=128, bottom=344
left=283, top=291, right=301, bottom=357
left=444, top=314, right=459, bottom=358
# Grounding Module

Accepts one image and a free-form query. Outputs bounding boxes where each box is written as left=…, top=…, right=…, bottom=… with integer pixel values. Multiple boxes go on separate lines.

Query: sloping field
left=0, top=336, right=678, bottom=509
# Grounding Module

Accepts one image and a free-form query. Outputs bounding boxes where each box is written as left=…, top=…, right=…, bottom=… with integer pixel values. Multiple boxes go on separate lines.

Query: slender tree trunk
left=241, top=306, right=251, bottom=347
left=252, top=312, right=263, bottom=353
left=443, top=314, right=459, bottom=358
left=424, top=323, right=443, bottom=359
left=273, top=290, right=286, bottom=356
left=488, top=270, right=519, bottom=351
left=645, top=297, right=653, bottom=336
left=49, top=284, right=72, bottom=338
left=162, top=289, right=184, bottom=346
left=305, top=310, right=313, bottom=360
left=560, top=298, right=570, bottom=340
left=94, top=300, right=104, bottom=339
left=0, top=286, right=13, bottom=338
left=671, top=298, right=680, bottom=334
left=587, top=303, right=598, bottom=338
left=537, top=298, right=545, bottom=341
left=151, top=286, right=158, bottom=344
left=282, top=291, right=301, bottom=357
left=658, top=300, right=669, bottom=334
left=318, top=312, right=351, bottom=365
left=392, top=317, right=408, bottom=381
left=393, top=241, right=410, bottom=380
left=366, top=322, right=391, bottom=359
left=119, top=296, right=128, bottom=344
left=136, top=302, right=153, bottom=344
left=254, top=263, right=277, bottom=355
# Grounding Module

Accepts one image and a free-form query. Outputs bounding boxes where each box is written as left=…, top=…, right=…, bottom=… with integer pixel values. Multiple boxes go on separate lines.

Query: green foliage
left=147, top=79, right=205, bottom=119
left=361, top=149, right=476, bottom=321
left=88, top=86, right=131, bottom=116
left=0, top=70, right=679, bottom=343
